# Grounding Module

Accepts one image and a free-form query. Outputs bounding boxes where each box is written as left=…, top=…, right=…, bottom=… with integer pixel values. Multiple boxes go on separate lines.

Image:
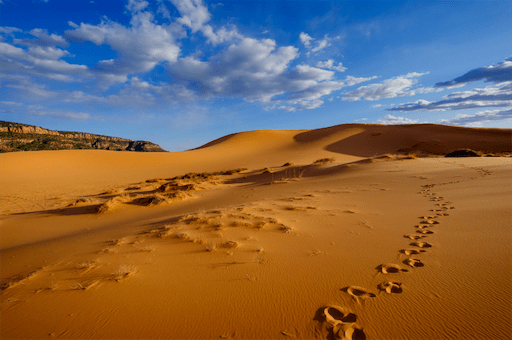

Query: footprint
left=416, top=229, right=434, bottom=235
left=420, top=215, right=436, bottom=219
left=378, top=281, right=403, bottom=294
left=323, top=306, right=357, bottom=327
left=321, top=306, right=366, bottom=340
left=404, top=258, right=425, bottom=268
left=404, top=234, right=426, bottom=240
left=377, top=263, right=409, bottom=274
left=421, top=220, right=439, bottom=225
left=415, top=225, right=432, bottom=229
left=400, top=249, right=425, bottom=255
left=410, top=241, right=433, bottom=248
left=342, top=286, right=376, bottom=299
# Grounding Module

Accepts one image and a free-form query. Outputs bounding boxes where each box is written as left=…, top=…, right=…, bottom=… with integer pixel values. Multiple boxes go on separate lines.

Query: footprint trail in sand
left=318, top=175, right=460, bottom=339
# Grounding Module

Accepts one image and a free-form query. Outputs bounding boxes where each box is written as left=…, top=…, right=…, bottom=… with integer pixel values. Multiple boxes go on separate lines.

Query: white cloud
left=62, top=76, right=196, bottom=107
left=27, top=46, right=68, bottom=59
left=436, top=56, right=512, bottom=88
left=169, top=0, right=240, bottom=45
left=377, top=114, right=418, bottom=125
left=438, top=108, right=512, bottom=127
left=1, top=101, right=23, bottom=106
left=300, top=33, right=340, bottom=53
left=299, top=32, right=313, bottom=47
left=316, top=59, right=347, bottom=72
left=25, top=105, right=96, bottom=120
left=0, top=41, right=87, bottom=82
left=387, top=59, right=512, bottom=129
left=13, top=28, right=68, bottom=47
left=371, top=104, right=382, bottom=108
left=65, top=5, right=182, bottom=83
left=126, top=0, right=149, bottom=13
left=342, top=72, right=429, bottom=101
left=170, top=0, right=211, bottom=33
left=0, top=0, right=374, bottom=113
left=342, top=75, right=379, bottom=86
left=279, top=99, right=324, bottom=112
left=0, top=26, right=22, bottom=36
left=388, top=81, right=512, bottom=112
left=167, top=37, right=346, bottom=110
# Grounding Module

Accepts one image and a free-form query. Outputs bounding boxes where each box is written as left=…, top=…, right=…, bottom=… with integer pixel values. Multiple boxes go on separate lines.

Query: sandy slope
left=1, top=124, right=511, bottom=340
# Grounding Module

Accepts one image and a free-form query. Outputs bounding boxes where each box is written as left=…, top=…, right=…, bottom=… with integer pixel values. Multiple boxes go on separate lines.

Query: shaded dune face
left=0, top=124, right=510, bottom=340
left=293, top=124, right=511, bottom=157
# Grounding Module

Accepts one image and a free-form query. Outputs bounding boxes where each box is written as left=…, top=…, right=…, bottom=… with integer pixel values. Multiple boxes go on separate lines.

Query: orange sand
left=1, top=124, right=511, bottom=339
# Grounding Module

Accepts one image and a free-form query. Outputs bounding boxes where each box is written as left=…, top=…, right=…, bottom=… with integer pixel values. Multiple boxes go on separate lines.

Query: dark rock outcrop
left=445, top=149, right=481, bottom=157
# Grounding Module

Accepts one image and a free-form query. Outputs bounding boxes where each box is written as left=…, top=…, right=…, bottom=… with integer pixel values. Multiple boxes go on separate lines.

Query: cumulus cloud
left=299, top=32, right=313, bottom=47
left=342, top=72, right=430, bottom=101
left=170, top=0, right=211, bottom=33
left=316, top=59, right=347, bottom=72
left=166, top=37, right=347, bottom=110
left=63, top=0, right=241, bottom=83
left=170, top=0, right=240, bottom=44
left=13, top=28, right=68, bottom=47
left=436, top=56, right=512, bottom=88
left=126, top=0, right=149, bottom=13
left=0, top=41, right=87, bottom=82
left=342, top=75, right=379, bottom=86
left=0, top=26, right=22, bottom=37
left=1, top=0, right=374, bottom=113
left=65, top=5, right=182, bottom=83
left=300, top=32, right=339, bottom=53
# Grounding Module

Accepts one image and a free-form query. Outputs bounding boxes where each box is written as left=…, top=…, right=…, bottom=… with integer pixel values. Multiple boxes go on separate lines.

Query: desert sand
left=1, top=124, right=511, bottom=340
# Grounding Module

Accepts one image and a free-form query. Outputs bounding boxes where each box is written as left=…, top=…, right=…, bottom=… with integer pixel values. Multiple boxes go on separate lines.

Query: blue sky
left=1, top=0, right=511, bottom=151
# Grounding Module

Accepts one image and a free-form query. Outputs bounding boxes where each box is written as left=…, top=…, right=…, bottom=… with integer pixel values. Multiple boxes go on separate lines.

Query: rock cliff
left=0, top=121, right=166, bottom=152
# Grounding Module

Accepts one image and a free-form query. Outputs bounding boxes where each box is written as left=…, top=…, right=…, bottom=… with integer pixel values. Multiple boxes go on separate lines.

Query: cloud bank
left=385, top=57, right=512, bottom=126
left=0, top=0, right=360, bottom=114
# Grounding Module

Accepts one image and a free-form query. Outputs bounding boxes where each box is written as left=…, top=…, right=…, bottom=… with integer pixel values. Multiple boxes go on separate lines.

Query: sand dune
left=1, top=124, right=511, bottom=339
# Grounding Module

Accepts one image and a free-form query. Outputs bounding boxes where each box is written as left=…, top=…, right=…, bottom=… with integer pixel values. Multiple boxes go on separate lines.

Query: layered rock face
left=0, top=121, right=166, bottom=152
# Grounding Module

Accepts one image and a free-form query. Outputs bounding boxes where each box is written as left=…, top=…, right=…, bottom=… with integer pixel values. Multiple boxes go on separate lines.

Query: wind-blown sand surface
left=1, top=124, right=511, bottom=340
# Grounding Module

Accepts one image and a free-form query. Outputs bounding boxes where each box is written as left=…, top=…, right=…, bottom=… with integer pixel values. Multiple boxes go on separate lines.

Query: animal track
left=378, top=281, right=403, bottom=294
left=377, top=263, right=409, bottom=274
left=404, top=258, right=425, bottom=268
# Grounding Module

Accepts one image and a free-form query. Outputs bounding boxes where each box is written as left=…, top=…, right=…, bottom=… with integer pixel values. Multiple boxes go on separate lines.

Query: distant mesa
left=0, top=121, right=166, bottom=152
